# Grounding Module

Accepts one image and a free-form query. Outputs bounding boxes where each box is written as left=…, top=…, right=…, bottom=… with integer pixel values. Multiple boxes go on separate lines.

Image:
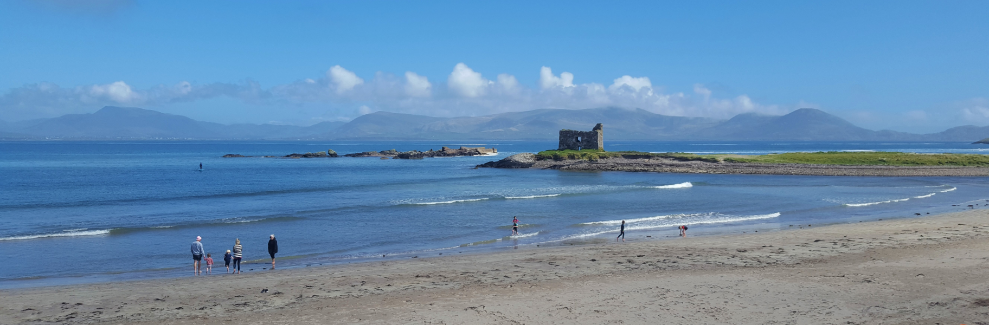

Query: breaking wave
left=845, top=198, right=911, bottom=207
left=412, top=198, right=489, bottom=205
left=653, top=182, right=693, bottom=189
left=0, top=229, right=111, bottom=241
left=505, top=194, right=560, bottom=199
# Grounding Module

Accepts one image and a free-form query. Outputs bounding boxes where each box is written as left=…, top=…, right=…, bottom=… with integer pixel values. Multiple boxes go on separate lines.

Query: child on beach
left=224, top=250, right=232, bottom=273
left=679, top=225, right=688, bottom=237
left=512, top=216, right=519, bottom=236
left=205, top=253, right=213, bottom=275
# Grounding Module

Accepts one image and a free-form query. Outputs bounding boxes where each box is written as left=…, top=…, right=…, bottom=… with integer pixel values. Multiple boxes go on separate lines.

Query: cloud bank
left=1, top=63, right=817, bottom=124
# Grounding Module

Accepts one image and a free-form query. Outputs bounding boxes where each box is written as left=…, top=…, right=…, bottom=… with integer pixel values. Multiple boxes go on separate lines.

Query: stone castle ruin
left=558, top=123, right=603, bottom=151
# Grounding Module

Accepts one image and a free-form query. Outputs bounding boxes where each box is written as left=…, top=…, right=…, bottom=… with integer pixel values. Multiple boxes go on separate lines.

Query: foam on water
left=580, top=213, right=709, bottom=226
left=0, top=229, right=111, bottom=241
left=845, top=198, right=911, bottom=207
left=554, top=212, right=780, bottom=242
left=505, top=194, right=560, bottom=199
left=914, top=193, right=936, bottom=199
left=652, top=182, right=693, bottom=189
left=412, top=198, right=489, bottom=205
left=940, top=187, right=957, bottom=193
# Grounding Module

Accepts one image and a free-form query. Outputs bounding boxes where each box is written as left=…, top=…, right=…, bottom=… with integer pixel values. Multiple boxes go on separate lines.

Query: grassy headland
left=535, top=149, right=989, bottom=167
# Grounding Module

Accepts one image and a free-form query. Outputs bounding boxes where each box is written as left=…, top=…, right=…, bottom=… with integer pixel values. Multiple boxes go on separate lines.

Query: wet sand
left=4, top=208, right=989, bottom=324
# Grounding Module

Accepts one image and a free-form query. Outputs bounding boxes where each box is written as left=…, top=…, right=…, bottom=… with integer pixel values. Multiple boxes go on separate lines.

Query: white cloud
left=447, top=63, right=491, bottom=98
left=0, top=64, right=825, bottom=127
left=693, top=83, right=712, bottom=98
left=87, top=81, right=140, bottom=103
left=609, top=75, right=652, bottom=93
left=404, top=72, right=431, bottom=98
left=497, top=73, right=520, bottom=94
left=539, top=66, right=574, bottom=89
left=327, top=65, right=363, bottom=94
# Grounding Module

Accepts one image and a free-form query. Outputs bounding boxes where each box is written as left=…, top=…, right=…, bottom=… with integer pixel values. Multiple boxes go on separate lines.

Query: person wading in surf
left=191, top=236, right=205, bottom=276
left=617, top=220, right=626, bottom=242
left=512, top=216, right=519, bottom=236
left=268, top=234, right=278, bottom=270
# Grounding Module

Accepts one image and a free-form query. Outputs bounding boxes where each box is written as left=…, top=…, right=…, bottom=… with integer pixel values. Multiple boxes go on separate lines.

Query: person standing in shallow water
left=679, top=225, right=688, bottom=237
left=191, top=236, right=204, bottom=275
left=617, top=220, right=626, bottom=242
left=232, top=238, right=243, bottom=274
left=268, top=234, right=278, bottom=270
left=512, top=216, right=519, bottom=236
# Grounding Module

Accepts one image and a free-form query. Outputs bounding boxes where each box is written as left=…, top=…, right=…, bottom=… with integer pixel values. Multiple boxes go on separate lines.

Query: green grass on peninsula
left=535, top=149, right=989, bottom=167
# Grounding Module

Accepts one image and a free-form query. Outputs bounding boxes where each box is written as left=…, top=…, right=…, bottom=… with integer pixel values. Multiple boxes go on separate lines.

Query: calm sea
left=1, top=141, right=987, bottom=288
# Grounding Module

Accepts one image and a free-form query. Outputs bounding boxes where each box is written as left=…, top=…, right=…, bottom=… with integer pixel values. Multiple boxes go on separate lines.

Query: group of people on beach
left=190, top=235, right=278, bottom=276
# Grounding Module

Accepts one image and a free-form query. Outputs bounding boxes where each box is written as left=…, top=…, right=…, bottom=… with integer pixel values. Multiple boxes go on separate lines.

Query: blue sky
left=1, top=0, right=986, bottom=133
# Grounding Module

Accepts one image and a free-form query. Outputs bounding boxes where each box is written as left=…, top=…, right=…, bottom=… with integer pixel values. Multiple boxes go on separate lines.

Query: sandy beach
left=4, top=207, right=989, bottom=324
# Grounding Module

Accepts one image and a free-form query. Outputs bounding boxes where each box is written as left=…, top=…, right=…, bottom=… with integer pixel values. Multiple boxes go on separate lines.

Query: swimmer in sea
left=617, top=220, right=625, bottom=242
left=512, top=216, right=519, bottom=236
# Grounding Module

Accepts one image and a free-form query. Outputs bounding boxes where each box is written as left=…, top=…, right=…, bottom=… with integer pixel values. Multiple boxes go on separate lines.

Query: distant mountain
left=690, top=108, right=913, bottom=141
left=324, top=107, right=719, bottom=140
left=1, top=106, right=341, bottom=140
left=2, top=106, right=988, bottom=142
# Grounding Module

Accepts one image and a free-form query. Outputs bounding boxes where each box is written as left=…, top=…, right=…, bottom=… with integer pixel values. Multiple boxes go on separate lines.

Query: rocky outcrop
left=285, top=150, right=338, bottom=158
left=975, top=138, right=989, bottom=144
left=222, top=154, right=247, bottom=158
left=479, top=155, right=989, bottom=176
left=344, top=149, right=398, bottom=158
left=475, top=153, right=536, bottom=168
left=347, top=147, right=496, bottom=159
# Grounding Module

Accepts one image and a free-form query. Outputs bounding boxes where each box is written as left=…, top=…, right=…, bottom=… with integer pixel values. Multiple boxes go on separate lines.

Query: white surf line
left=0, top=229, right=111, bottom=241
left=652, top=182, right=692, bottom=189
left=413, top=198, right=489, bottom=205
left=845, top=198, right=910, bottom=207
left=505, top=194, right=561, bottom=199
left=580, top=213, right=710, bottom=226
left=552, top=213, right=781, bottom=242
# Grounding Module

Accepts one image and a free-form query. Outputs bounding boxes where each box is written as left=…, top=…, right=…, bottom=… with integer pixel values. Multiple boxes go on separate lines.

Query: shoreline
left=4, top=207, right=989, bottom=323
left=480, top=154, right=989, bottom=176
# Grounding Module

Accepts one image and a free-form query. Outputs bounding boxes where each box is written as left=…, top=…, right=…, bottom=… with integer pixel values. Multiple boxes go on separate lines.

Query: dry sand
left=5, top=208, right=989, bottom=324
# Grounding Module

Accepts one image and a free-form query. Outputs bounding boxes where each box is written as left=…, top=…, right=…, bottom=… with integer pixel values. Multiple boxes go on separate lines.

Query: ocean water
left=1, top=140, right=988, bottom=288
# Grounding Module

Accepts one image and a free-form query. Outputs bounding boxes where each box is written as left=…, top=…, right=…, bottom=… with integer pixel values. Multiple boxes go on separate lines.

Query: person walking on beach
left=617, top=220, right=626, bottom=242
left=224, top=250, right=232, bottom=273
left=679, top=225, right=688, bottom=237
left=205, top=253, right=213, bottom=275
left=191, top=236, right=205, bottom=276
left=267, top=234, right=278, bottom=270
left=512, top=216, right=519, bottom=236
left=232, top=238, right=243, bottom=274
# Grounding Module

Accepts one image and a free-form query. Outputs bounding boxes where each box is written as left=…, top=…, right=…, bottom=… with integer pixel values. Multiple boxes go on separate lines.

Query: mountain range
left=1, top=106, right=988, bottom=142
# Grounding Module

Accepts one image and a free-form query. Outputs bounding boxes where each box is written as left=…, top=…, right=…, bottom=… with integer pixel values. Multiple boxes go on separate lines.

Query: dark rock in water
left=284, top=150, right=338, bottom=158
left=222, top=154, right=247, bottom=158
left=476, top=153, right=536, bottom=168
left=346, top=147, right=496, bottom=159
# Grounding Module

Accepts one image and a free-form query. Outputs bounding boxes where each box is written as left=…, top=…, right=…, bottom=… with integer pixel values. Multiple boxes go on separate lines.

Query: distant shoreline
left=479, top=153, right=989, bottom=176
